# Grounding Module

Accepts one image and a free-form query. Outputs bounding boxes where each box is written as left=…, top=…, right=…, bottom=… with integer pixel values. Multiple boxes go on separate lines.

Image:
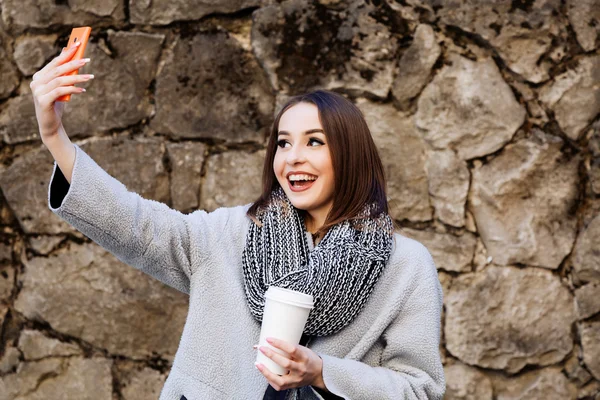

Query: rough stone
left=1, top=0, right=125, bottom=33
left=201, top=149, right=265, bottom=212
left=415, top=54, right=526, bottom=160
left=118, top=361, right=167, bottom=400
left=0, top=241, right=11, bottom=262
left=61, top=31, right=164, bottom=138
left=357, top=99, right=432, bottom=221
left=14, top=242, right=188, bottom=359
left=539, top=55, right=600, bottom=140
left=444, top=362, right=493, bottom=400
left=0, top=87, right=40, bottom=144
left=252, top=0, right=404, bottom=98
left=432, top=0, right=567, bottom=83
left=564, top=346, right=592, bottom=387
left=130, top=0, right=262, bottom=25
left=80, top=137, right=170, bottom=204
left=0, top=357, right=113, bottom=400
left=391, top=24, right=440, bottom=109
left=575, top=282, right=600, bottom=320
left=166, top=141, right=207, bottom=212
left=13, top=34, right=58, bottom=76
left=590, top=125, right=600, bottom=195
left=401, top=228, right=476, bottom=273
left=28, top=235, right=66, bottom=255
left=469, top=131, right=579, bottom=269
left=581, top=321, right=600, bottom=380
left=0, top=44, right=19, bottom=99
left=0, top=265, right=15, bottom=301
left=426, top=149, right=469, bottom=227
left=567, top=0, right=600, bottom=52
left=578, top=380, right=600, bottom=399
left=445, top=265, right=575, bottom=373
left=572, top=214, right=600, bottom=283
left=0, top=346, right=20, bottom=373
left=151, top=31, right=273, bottom=143
left=0, top=145, right=72, bottom=234
left=18, top=329, right=82, bottom=360
left=491, top=367, right=577, bottom=400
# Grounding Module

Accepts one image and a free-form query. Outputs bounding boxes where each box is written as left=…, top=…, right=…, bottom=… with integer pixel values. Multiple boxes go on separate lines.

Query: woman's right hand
left=30, top=42, right=93, bottom=143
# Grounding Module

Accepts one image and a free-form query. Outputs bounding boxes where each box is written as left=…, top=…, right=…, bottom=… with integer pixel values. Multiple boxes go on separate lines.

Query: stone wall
left=0, top=0, right=599, bottom=399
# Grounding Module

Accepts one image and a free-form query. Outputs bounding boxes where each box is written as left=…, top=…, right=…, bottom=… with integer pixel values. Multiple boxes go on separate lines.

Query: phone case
left=57, top=26, right=92, bottom=102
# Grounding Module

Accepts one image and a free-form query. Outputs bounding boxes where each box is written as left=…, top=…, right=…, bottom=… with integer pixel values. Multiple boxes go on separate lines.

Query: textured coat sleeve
left=315, top=244, right=446, bottom=399
left=47, top=143, right=226, bottom=294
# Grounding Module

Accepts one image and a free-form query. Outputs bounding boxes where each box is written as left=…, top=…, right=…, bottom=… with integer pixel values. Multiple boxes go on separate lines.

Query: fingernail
left=86, top=74, right=95, bottom=79
left=254, top=362, right=262, bottom=370
left=266, top=337, right=273, bottom=343
left=253, top=344, right=258, bottom=350
left=81, top=88, right=86, bottom=92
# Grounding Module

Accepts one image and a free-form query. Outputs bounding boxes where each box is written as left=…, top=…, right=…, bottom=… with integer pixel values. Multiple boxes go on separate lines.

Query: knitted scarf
left=242, top=186, right=394, bottom=337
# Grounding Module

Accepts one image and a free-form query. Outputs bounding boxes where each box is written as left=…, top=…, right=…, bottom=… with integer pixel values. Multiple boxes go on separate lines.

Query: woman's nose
left=286, top=144, right=306, bottom=164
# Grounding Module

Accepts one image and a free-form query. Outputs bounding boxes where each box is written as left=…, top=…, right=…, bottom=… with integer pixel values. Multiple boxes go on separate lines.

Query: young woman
left=31, top=42, right=446, bottom=399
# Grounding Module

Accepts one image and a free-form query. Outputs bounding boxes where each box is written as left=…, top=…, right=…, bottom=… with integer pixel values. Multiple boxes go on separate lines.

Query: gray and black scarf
left=242, top=186, right=394, bottom=337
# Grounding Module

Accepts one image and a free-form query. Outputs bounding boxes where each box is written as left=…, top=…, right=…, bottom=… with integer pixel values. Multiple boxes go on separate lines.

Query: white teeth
left=288, top=174, right=317, bottom=181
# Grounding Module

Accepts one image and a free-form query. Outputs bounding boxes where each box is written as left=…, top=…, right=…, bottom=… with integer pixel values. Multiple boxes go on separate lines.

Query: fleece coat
left=48, top=144, right=446, bottom=400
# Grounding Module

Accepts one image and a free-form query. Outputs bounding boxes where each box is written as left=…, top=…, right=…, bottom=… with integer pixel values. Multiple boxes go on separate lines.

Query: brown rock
left=433, top=0, right=567, bottom=83
left=0, top=241, right=11, bottom=262
left=201, top=149, right=265, bottom=212
left=18, top=329, right=82, bottom=360
left=564, top=345, right=592, bottom=387
left=444, top=362, right=493, bottom=400
left=575, top=282, right=600, bottom=320
left=572, top=214, right=600, bottom=283
left=358, top=99, right=432, bottom=222
left=567, top=0, right=600, bottom=52
left=416, top=54, right=526, bottom=160
left=130, top=0, right=262, bottom=25
left=80, top=137, right=170, bottom=204
left=581, top=321, right=600, bottom=380
left=118, top=361, right=167, bottom=400
left=251, top=0, right=403, bottom=98
left=0, top=44, right=20, bottom=99
left=28, top=235, right=65, bottom=255
left=590, top=125, right=600, bottom=195
left=0, top=265, right=15, bottom=301
left=13, top=34, right=58, bottom=76
left=0, top=87, right=40, bottom=144
left=401, top=228, right=476, bottom=273
left=539, top=55, right=600, bottom=140
left=62, top=31, right=164, bottom=138
left=0, top=145, right=72, bottom=234
left=491, top=367, right=577, bottom=400
left=392, top=24, right=441, bottom=110
left=0, top=346, right=20, bottom=374
left=1, top=0, right=125, bottom=33
left=166, top=141, right=208, bottom=212
left=14, top=242, right=188, bottom=359
left=469, top=131, right=579, bottom=269
left=426, top=149, right=469, bottom=227
left=151, top=31, right=273, bottom=143
left=0, top=357, right=113, bottom=400
left=445, top=266, right=575, bottom=373
left=578, top=380, right=600, bottom=399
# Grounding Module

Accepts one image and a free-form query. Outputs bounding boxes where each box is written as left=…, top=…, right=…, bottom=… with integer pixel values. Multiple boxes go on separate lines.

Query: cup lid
left=265, top=286, right=314, bottom=308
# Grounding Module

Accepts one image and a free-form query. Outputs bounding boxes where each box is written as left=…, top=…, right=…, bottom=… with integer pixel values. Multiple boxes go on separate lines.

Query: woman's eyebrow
left=277, top=129, right=324, bottom=136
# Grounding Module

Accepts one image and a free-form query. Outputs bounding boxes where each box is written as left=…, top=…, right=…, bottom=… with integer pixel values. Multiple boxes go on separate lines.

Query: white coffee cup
left=255, top=286, right=314, bottom=375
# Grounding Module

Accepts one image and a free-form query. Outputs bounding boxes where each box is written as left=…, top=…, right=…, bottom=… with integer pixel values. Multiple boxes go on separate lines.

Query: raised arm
left=31, top=41, right=219, bottom=294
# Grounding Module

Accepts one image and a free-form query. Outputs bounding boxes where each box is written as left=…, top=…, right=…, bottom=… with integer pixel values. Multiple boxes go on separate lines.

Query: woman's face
left=273, top=102, right=335, bottom=217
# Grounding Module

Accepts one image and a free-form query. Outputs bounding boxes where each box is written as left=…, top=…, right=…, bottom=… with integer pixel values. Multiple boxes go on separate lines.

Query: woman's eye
left=277, top=138, right=324, bottom=148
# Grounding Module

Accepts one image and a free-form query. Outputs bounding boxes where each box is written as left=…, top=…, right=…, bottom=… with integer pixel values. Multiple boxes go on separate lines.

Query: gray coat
left=48, top=144, right=446, bottom=399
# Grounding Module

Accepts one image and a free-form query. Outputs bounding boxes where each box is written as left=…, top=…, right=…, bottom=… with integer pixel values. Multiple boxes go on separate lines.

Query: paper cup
left=255, top=286, right=314, bottom=375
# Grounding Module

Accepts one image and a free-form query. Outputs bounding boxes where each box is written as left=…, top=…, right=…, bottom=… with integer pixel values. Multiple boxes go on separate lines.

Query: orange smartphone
left=57, top=26, right=92, bottom=102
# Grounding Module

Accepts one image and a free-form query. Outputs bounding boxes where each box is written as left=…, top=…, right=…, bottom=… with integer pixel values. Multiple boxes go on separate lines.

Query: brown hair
left=247, top=89, right=397, bottom=239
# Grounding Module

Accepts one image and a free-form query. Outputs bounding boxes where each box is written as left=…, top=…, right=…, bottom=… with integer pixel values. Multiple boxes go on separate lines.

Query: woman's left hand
left=255, top=337, right=326, bottom=391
